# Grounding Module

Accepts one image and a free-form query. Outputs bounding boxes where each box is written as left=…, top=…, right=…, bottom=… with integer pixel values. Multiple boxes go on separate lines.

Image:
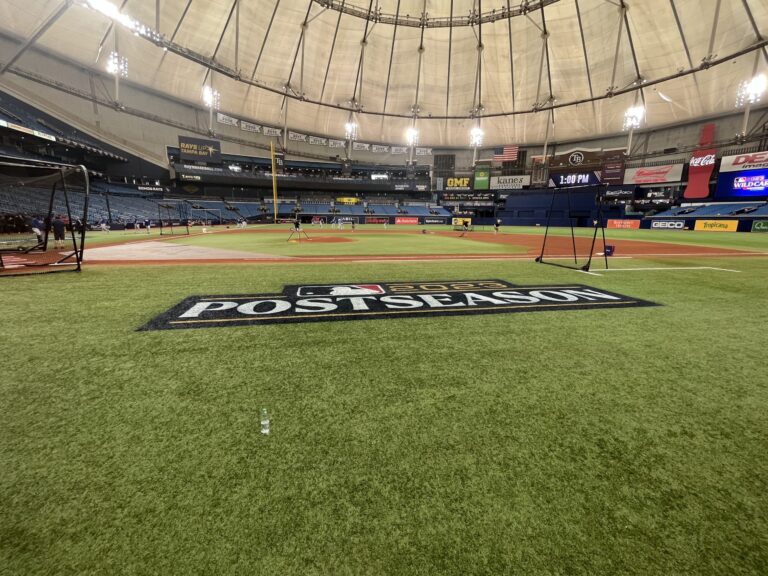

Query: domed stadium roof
left=1, top=0, right=766, bottom=147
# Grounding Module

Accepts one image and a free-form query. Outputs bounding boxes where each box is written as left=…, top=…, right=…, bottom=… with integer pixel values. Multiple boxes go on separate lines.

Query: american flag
left=493, top=145, right=519, bottom=162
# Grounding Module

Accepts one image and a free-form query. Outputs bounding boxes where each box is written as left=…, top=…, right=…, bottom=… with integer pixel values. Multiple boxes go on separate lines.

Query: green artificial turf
left=2, top=252, right=767, bottom=574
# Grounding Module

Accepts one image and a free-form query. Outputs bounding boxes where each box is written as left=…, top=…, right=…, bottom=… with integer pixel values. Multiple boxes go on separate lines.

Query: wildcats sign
left=141, top=280, right=655, bottom=331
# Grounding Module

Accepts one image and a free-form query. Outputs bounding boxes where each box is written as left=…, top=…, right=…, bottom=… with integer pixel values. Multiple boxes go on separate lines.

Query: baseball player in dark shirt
left=51, top=216, right=66, bottom=249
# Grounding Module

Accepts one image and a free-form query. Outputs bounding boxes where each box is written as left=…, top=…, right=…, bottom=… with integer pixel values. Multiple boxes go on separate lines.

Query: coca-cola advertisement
left=684, top=148, right=717, bottom=199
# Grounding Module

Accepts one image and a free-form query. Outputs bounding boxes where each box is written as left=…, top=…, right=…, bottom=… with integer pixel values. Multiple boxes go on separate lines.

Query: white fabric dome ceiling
left=1, top=0, right=767, bottom=147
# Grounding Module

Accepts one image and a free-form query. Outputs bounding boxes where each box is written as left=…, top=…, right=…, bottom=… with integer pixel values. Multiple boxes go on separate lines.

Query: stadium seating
left=652, top=202, right=767, bottom=218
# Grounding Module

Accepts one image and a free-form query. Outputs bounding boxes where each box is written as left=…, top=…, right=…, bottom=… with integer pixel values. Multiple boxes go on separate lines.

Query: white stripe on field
left=599, top=266, right=741, bottom=273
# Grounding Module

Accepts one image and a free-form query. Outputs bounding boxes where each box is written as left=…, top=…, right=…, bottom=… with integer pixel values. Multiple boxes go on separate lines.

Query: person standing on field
left=31, top=215, right=44, bottom=243
left=51, top=215, right=66, bottom=249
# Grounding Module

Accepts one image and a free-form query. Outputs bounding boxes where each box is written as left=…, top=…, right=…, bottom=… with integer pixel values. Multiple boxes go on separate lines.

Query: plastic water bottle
left=260, top=408, right=270, bottom=435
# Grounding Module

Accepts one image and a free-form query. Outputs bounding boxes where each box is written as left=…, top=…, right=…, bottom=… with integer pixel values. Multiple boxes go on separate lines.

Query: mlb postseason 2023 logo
left=141, top=280, right=656, bottom=331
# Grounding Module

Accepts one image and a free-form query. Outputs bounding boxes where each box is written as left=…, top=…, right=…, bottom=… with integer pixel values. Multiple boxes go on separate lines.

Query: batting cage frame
left=0, top=159, right=89, bottom=277
left=158, top=201, right=190, bottom=236
left=535, top=186, right=609, bottom=272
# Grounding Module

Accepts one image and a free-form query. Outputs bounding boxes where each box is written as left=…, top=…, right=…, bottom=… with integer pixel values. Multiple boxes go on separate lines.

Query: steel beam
left=445, top=0, right=454, bottom=119
left=319, top=0, right=344, bottom=100
left=351, top=0, right=375, bottom=103
left=202, top=0, right=239, bottom=86
left=506, top=0, right=515, bottom=113
left=1, top=0, right=71, bottom=75
left=705, top=0, right=722, bottom=63
left=96, top=0, right=130, bottom=64
left=740, top=0, right=768, bottom=65
left=309, top=0, right=560, bottom=27
left=608, top=3, right=626, bottom=93
left=574, top=0, right=597, bottom=131
left=250, top=0, right=281, bottom=81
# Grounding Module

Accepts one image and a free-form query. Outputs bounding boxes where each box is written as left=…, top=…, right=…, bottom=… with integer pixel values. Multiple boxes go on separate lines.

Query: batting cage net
left=158, top=201, right=190, bottom=236
left=0, top=159, right=88, bottom=277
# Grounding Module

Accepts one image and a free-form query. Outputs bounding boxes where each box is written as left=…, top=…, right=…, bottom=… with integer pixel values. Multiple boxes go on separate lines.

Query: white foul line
left=586, top=266, right=741, bottom=274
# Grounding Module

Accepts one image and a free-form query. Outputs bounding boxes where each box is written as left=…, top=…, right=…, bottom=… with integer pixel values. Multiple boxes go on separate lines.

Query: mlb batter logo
left=295, top=284, right=386, bottom=297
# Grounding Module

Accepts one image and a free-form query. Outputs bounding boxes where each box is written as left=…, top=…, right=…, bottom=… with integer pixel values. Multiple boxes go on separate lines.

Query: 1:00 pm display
left=557, top=173, right=592, bottom=185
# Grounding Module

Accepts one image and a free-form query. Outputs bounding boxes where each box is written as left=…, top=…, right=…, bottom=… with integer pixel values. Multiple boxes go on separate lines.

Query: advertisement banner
left=684, top=148, right=717, bottom=199
left=549, top=149, right=603, bottom=170
left=445, top=177, right=472, bottom=190
left=651, top=220, right=686, bottom=230
left=716, top=169, right=768, bottom=198
left=391, top=146, right=408, bottom=155
left=263, top=126, right=281, bottom=137
left=549, top=171, right=601, bottom=187
left=601, top=152, right=626, bottom=185
left=309, top=136, right=327, bottom=146
left=441, top=192, right=494, bottom=202
left=273, top=152, right=285, bottom=173
left=473, top=165, right=491, bottom=190
left=328, top=139, right=345, bottom=148
left=752, top=220, right=768, bottom=233
left=395, top=217, right=419, bottom=225
left=178, top=136, right=221, bottom=163
left=603, top=189, right=635, bottom=200
left=423, top=217, right=446, bottom=224
left=0, top=119, right=56, bottom=142
left=720, top=150, right=768, bottom=172
left=288, top=131, right=307, bottom=142
left=216, top=112, right=239, bottom=127
left=694, top=220, right=738, bottom=232
left=240, top=121, right=261, bottom=133
left=607, top=219, right=640, bottom=229
left=372, top=145, right=390, bottom=153
left=490, top=175, right=530, bottom=189
left=335, top=197, right=359, bottom=205
left=623, top=164, right=684, bottom=185
left=451, top=217, right=472, bottom=227
left=353, top=142, right=370, bottom=151
left=365, top=217, right=389, bottom=224
left=416, top=148, right=432, bottom=156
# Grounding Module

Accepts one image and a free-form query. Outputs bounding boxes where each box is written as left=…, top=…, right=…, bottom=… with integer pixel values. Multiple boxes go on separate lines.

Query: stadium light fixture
left=623, top=105, right=645, bottom=131
left=203, top=85, right=220, bottom=110
left=405, top=126, right=419, bottom=147
left=106, top=51, right=128, bottom=78
left=736, top=73, right=766, bottom=138
left=344, top=121, right=358, bottom=141
left=623, top=105, right=644, bottom=156
left=107, top=50, right=127, bottom=103
left=469, top=125, right=484, bottom=148
left=736, top=73, right=767, bottom=107
left=85, top=0, right=163, bottom=44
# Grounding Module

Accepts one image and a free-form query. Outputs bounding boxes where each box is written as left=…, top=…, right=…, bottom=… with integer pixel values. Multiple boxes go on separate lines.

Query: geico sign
left=689, top=154, right=716, bottom=167
left=446, top=177, right=470, bottom=188
left=651, top=220, right=685, bottom=229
